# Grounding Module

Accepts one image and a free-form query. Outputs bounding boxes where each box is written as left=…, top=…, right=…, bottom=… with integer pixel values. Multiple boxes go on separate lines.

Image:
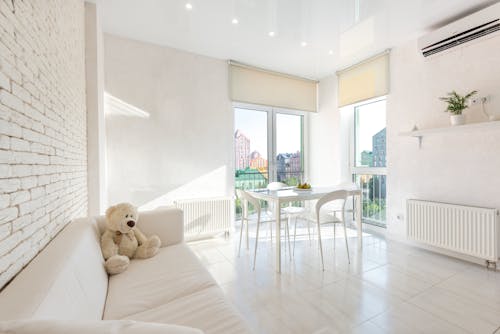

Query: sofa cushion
left=104, top=244, right=250, bottom=333
left=0, top=319, right=203, bottom=334
left=103, top=244, right=216, bottom=319
left=121, top=286, right=251, bottom=334
left=96, top=207, right=184, bottom=247
left=0, top=218, right=108, bottom=321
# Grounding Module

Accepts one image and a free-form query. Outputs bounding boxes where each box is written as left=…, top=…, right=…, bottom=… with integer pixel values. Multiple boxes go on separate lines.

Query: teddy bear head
left=105, top=203, right=139, bottom=234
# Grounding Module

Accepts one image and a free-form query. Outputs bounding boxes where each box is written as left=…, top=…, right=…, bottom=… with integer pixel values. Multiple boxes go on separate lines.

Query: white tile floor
left=188, top=220, right=500, bottom=334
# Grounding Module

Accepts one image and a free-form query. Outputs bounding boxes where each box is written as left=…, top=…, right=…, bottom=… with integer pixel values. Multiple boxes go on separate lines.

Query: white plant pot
left=450, top=114, right=465, bottom=126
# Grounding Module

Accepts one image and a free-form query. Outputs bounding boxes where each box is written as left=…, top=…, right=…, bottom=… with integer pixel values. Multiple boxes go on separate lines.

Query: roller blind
left=337, top=51, right=390, bottom=107
left=229, top=62, right=318, bottom=112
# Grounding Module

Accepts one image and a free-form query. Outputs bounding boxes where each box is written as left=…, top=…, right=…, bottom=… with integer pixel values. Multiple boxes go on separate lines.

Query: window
left=275, top=113, right=304, bottom=186
left=351, top=98, right=387, bottom=227
left=234, top=108, right=269, bottom=191
left=234, top=104, right=305, bottom=216
left=354, top=100, right=386, bottom=168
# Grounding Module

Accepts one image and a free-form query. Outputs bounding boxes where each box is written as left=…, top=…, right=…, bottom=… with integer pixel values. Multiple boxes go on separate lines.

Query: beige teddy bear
left=101, top=203, right=161, bottom=274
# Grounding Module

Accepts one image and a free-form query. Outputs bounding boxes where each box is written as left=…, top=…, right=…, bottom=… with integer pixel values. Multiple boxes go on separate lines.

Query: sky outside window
left=234, top=109, right=302, bottom=157
left=355, top=100, right=386, bottom=167
left=234, top=108, right=267, bottom=157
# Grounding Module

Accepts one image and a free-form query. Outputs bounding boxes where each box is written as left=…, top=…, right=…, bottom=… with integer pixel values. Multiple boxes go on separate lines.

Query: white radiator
left=174, top=197, right=233, bottom=239
left=407, top=199, right=499, bottom=263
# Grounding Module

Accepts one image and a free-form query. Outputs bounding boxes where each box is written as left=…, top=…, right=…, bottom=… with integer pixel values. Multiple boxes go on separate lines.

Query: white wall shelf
left=399, top=120, right=500, bottom=148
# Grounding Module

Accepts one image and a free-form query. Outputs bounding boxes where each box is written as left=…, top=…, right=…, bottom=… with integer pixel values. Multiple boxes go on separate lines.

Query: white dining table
left=248, top=183, right=362, bottom=273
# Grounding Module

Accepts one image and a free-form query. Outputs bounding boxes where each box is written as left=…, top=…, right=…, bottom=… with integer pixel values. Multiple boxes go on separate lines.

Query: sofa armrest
left=0, top=319, right=203, bottom=334
left=137, top=206, right=184, bottom=247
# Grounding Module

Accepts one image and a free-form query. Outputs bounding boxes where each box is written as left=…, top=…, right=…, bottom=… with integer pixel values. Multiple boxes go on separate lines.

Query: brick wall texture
left=0, top=0, right=87, bottom=289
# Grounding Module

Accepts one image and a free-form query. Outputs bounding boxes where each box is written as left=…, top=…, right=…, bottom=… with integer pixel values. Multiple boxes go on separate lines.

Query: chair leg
left=238, top=218, right=244, bottom=257
left=317, top=216, right=324, bottom=271
left=333, top=223, right=336, bottom=251
left=307, top=219, right=311, bottom=246
left=293, top=217, right=297, bottom=257
left=269, top=219, right=273, bottom=240
left=286, top=216, right=292, bottom=261
left=268, top=203, right=273, bottom=241
left=246, top=216, right=249, bottom=250
left=253, top=215, right=261, bottom=270
left=343, top=221, right=350, bottom=264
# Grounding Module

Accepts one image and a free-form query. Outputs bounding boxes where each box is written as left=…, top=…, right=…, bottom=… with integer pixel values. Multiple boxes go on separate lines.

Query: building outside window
left=233, top=105, right=305, bottom=217
left=351, top=98, right=387, bottom=227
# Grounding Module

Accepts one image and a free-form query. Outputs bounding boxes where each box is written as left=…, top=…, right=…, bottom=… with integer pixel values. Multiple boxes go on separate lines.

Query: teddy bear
left=100, top=203, right=161, bottom=275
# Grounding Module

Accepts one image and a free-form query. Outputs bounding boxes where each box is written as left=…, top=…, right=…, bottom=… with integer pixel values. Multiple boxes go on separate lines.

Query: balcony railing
left=353, top=173, right=386, bottom=227
left=234, top=169, right=304, bottom=218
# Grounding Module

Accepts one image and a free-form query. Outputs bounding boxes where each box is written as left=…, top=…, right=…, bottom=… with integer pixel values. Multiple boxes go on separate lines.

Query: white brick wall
left=0, top=0, right=87, bottom=289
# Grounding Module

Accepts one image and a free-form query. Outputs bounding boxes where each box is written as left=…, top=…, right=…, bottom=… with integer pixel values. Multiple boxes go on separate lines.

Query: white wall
left=0, top=0, right=87, bottom=288
left=386, top=34, right=500, bottom=240
left=85, top=2, right=106, bottom=215
left=310, top=34, right=500, bottom=244
left=308, top=75, right=342, bottom=186
left=103, top=34, right=233, bottom=209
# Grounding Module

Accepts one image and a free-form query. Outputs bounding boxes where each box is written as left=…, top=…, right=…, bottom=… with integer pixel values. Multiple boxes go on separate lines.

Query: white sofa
left=0, top=207, right=250, bottom=334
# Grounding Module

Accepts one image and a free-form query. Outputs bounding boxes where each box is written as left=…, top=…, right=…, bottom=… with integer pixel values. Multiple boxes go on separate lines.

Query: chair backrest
left=266, top=182, right=287, bottom=191
left=235, top=189, right=261, bottom=212
left=345, top=190, right=359, bottom=197
left=315, top=190, right=348, bottom=219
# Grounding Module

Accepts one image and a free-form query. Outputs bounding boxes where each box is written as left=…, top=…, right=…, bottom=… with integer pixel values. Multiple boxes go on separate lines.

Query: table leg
left=275, top=199, right=281, bottom=273
left=356, top=193, right=363, bottom=249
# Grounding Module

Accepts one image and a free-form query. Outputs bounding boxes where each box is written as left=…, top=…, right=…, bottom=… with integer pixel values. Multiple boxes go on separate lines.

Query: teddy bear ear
left=105, top=205, right=117, bottom=218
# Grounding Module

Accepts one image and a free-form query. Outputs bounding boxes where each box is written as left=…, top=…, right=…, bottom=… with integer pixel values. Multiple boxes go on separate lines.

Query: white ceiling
left=97, top=0, right=498, bottom=80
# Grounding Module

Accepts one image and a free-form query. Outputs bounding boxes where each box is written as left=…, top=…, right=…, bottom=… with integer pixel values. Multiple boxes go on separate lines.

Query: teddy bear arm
left=101, top=231, right=118, bottom=260
left=133, top=227, right=148, bottom=245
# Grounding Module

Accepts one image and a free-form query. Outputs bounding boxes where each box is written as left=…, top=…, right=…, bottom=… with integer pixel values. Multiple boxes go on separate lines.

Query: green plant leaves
left=439, top=90, right=477, bottom=115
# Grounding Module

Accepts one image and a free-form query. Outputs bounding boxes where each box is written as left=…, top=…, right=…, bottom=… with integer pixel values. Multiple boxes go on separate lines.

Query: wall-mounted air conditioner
left=418, top=2, right=500, bottom=57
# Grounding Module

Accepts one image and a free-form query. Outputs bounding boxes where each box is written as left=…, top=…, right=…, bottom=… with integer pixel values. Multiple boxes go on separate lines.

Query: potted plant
left=439, top=90, right=477, bottom=126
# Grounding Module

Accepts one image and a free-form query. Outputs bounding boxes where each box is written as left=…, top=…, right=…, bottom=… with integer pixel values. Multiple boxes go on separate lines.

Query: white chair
left=267, top=182, right=306, bottom=256
left=290, top=206, right=314, bottom=257
left=236, top=188, right=256, bottom=256
left=236, top=188, right=292, bottom=270
left=315, top=190, right=349, bottom=271
left=264, top=182, right=284, bottom=240
left=266, top=181, right=287, bottom=191
left=326, top=190, right=361, bottom=255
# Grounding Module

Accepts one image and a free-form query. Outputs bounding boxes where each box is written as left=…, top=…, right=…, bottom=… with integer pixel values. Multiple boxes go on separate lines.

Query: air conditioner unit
left=418, top=2, right=500, bottom=57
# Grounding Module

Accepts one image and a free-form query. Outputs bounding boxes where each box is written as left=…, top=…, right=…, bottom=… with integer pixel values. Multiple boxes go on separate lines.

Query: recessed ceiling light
left=328, top=50, right=333, bottom=55
left=301, top=41, right=307, bottom=47
left=268, top=31, right=275, bottom=37
left=185, top=3, right=193, bottom=10
left=232, top=18, right=239, bottom=24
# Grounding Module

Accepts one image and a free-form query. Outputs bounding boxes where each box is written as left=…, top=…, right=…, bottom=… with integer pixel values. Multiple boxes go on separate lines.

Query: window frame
left=347, top=96, right=387, bottom=227
left=348, top=96, right=388, bottom=176
left=233, top=102, right=308, bottom=185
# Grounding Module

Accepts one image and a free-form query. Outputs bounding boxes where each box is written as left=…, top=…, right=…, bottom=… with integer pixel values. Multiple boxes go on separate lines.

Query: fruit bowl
left=294, top=187, right=312, bottom=192
left=294, top=182, right=312, bottom=191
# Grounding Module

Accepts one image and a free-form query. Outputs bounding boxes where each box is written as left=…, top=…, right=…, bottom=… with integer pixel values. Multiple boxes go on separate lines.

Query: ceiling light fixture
left=268, top=31, right=275, bottom=37
left=232, top=18, right=239, bottom=24
left=301, top=41, right=307, bottom=47
left=328, top=50, right=333, bottom=55
left=185, top=3, right=193, bottom=10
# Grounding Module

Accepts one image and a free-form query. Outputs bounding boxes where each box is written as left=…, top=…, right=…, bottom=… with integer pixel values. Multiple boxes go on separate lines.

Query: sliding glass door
left=275, top=113, right=304, bottom=186
left=234, top=105, right=305, bottom=216
left=234, top=107, right=269, bottom=191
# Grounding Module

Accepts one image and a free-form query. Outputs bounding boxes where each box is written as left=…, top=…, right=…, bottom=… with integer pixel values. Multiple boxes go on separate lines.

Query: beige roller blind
left=229, top=62, right=318, bottom=112
left=337, top=51, right=390, bottom=107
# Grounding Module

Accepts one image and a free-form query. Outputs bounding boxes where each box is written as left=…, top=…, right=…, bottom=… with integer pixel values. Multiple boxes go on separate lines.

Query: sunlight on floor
left=188, top=220, right=500, bottom=334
